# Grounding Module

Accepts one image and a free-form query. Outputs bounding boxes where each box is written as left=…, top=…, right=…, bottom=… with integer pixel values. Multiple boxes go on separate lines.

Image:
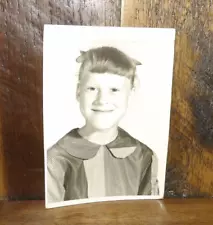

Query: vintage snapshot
left=43, top=25, right=176, bottom=209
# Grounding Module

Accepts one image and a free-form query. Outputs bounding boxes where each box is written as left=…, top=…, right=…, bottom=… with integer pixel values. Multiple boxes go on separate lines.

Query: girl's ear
left=128, top=86, right=136, bottom=106
left=76, top=83, right=80, bottom=101
left=130, top=85, right=136, bottom=99
left=132, top=75, right=140, bottom=90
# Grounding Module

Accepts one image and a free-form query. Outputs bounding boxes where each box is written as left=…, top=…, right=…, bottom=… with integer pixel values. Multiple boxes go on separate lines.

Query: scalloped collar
left=56, top=127, right=138, bottom=159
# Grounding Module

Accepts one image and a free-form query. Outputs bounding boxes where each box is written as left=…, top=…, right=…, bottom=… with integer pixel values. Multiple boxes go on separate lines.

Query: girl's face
left=76, top=72, right=133, bottom=131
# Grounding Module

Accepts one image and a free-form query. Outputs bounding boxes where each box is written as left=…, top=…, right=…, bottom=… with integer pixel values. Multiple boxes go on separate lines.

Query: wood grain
left=121, top=0, right=213, bottom=197
left=0, top=0, right=121, bottom=199
left=0, top=199, right=213, bottom=225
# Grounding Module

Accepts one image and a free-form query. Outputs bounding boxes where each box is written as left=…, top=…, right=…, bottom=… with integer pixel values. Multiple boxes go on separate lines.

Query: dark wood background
left=0, top=0, right=212, bottom=200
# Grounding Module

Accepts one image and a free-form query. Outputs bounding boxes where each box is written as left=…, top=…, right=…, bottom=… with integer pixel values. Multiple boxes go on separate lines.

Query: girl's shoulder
left=46, top=128, right=79, bottom=158
left=118, top=127, right=154, bottom=156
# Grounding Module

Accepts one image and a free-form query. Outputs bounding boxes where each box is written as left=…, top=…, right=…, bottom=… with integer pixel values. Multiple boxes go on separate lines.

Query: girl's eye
left=111, top=88, right=119, bottom=92
left=87, top=87, right=97, bottom=91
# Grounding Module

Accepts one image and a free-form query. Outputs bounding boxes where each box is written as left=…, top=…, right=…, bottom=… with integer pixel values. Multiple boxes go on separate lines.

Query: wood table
left=0, top=199, right=213, bottom=224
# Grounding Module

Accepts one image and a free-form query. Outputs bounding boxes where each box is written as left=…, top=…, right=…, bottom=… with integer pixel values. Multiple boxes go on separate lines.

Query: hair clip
left=76, top=50, right=86, bottom=63
left=132, top=58, right=142, bottom=66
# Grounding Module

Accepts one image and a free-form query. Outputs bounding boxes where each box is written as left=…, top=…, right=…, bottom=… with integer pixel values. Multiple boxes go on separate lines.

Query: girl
left=46, top=46, right=159, bottom=203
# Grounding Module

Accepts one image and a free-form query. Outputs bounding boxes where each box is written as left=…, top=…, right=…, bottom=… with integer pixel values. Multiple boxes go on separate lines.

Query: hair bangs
left=77, top=46, right=140, bottom=85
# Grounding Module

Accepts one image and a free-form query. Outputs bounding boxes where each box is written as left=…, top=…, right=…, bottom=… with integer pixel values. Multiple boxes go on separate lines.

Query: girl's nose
left=95, top=90, right=109, bottom=104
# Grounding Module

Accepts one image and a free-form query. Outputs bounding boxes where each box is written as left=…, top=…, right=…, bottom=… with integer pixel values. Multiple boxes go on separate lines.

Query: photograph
left=43, top=25, right=176, bottom=209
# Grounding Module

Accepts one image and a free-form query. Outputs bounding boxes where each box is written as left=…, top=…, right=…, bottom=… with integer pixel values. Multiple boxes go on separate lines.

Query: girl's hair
left=76, top=46, right=141, bottom=86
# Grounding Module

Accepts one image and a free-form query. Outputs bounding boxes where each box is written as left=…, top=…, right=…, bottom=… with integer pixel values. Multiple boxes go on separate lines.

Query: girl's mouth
left=92, top=109, right=113, bottom=112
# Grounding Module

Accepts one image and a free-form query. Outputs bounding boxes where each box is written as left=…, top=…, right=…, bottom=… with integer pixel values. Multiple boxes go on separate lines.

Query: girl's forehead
left=80, top=72, right=131, bottom=85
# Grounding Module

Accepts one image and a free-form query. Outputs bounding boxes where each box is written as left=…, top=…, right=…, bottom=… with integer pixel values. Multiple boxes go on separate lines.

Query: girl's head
left=75, top=46, right=141, bottom=131
left=76, top=46, right=141, bottom=87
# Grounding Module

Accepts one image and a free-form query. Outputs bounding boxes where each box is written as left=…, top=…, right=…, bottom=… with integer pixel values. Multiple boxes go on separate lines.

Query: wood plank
left=121, top=0, right=213, bottom=197
left=0, top=0, right=121, bottom=199
left=0, top=199, right=213, bottom=224
left=0, top=33, right=8, bottom=199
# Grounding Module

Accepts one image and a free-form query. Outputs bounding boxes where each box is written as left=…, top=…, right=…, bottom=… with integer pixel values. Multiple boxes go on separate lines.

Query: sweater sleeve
left=137, top=142, right=159, bottom=196
left=46, top=147, right=66, bottom=203
left=151, top=152, right=159, bottom=195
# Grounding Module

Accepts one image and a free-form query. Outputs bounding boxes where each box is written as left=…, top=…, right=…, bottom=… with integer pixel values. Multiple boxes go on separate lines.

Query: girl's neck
left=78, top=125, right=119, bottom=145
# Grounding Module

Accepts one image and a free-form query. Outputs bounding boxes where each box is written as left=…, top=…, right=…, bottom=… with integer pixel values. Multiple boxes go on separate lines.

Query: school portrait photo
left=43, top=25, right=176, bottom=209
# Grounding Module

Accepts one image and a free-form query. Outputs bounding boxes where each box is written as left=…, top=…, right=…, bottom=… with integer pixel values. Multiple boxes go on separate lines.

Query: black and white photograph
left=43, top=25, right=176, bottom=209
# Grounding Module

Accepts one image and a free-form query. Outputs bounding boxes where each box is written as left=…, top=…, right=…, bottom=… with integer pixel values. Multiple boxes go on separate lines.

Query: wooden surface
left=0, top=0, right=121, bottom=199
left=0, top=0, right=213, bottom=200
left=0, top=199, right=213, bottom=224
left=121, top=0, right=213, bottom=197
